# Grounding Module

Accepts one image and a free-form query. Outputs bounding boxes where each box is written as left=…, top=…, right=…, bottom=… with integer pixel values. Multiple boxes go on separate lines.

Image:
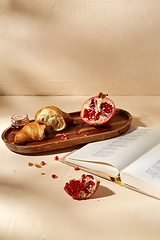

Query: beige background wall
left=0, top=0, right=160, bottom=96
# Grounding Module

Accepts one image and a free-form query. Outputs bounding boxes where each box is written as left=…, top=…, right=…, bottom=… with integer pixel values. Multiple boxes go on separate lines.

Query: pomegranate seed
left=75, top=166, right=80, bottom=171
left=52, top=174, right=58, bottom=179
left=76, top=130, right=80, bottom=134
left=70, top=121, right=76, bottom=126
left=81, top=120, right=85, bottom=125
left=81, top=174, right=86, bottom=179
left=40, top=161, right=46, bottom=166
left=60, top=133, right=68, bottom=140
left=86, top=174, right=94, bottom=179
left=89, top=99, right=95, bottom=109
left=87, top=181, right=95, bottom=188
left=54, top=156, right=59, bottom=161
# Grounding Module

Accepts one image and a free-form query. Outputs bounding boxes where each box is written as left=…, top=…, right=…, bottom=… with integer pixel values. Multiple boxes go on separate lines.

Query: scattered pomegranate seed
left=75, top=166, right=80, bottom=171
left=61, top=136, right=68, bottom=140
left=70, top=121, right=76, bottom=126
left=40, top=161, right=46, bottom=166
left=84, top=134, right=88, bottom=137
left=52, top=174, right=58, bottom=179
left=76, top=130, right=80, bottom=134
left=54, top=156, right=59, bottom=161
left=81, top=120, right=85, bottom=125
left=60, top=133, right=68, bottom=140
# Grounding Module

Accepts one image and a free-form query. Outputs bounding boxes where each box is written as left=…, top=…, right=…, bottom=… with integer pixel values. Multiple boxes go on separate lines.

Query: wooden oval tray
left=2, top=109, right=132, bottom=154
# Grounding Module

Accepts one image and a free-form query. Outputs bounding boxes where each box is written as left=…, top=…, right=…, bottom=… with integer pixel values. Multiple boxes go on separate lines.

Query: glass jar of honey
left=11, top=113, right=29, bottom=129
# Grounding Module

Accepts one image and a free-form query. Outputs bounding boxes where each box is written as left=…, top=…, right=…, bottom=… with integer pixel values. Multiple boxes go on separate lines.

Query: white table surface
left=1, top=96, right=160, bottom=240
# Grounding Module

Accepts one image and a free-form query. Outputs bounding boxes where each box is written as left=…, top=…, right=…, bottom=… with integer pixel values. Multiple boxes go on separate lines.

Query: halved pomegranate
left=80, top=92, right=115, bottom=126
left=64, top=174, right=100, bottom=200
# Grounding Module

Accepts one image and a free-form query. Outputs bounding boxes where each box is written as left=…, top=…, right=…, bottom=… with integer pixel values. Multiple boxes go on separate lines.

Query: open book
left=63, top=126, right=160, bottom=200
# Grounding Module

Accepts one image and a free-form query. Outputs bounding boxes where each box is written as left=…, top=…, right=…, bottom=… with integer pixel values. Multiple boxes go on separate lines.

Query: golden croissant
left=35, top=106, right=73, bottom=131
left=14, top=121, right=46, bottom=144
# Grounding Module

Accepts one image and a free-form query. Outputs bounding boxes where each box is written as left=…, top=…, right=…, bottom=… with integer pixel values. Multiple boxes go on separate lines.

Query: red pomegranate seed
left=81, top=174, right=86, bottom=179
left=76, top=130, right=80, bottom=134
left=52, top=174, right=58, bottom=179
left=60, top=133, right=68, bottom=140
left=81, top=120, right=85, bottom=125
left=54, top=156, right=59, bottom=161
left=89, top=99, right=95, bottom=109
left=40, top=161, right=46, bottom=166
left=70, top=121, right=76, bottom=126
left=75, top=166, right=80, bottom=171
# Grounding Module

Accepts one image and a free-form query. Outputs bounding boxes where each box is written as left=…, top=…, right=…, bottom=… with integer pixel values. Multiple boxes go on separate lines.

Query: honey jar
left=11, top=113, right=29, bottom=129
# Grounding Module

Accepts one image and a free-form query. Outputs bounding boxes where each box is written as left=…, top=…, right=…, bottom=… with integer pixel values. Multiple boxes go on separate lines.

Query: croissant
left=14, top=121, right=46, bottom=145
left=35, top=106, right=73, bottom=131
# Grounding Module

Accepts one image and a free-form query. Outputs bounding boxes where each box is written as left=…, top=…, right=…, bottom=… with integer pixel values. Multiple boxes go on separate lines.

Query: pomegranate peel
left=64, top=174, right=100, bottom=200
left=80, top=92, right=115, bottom=126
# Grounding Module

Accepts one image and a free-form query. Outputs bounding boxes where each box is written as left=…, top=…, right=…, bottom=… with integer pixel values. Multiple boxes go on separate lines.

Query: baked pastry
left=35, top=106, right=73, bottom=131
left=14, top=121, right=46, bottom=144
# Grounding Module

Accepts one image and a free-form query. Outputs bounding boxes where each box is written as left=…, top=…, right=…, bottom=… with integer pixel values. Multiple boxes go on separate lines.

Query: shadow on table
left=90, top=185, right=115, bottom=199
left=131, top=116, right=146, bottom=127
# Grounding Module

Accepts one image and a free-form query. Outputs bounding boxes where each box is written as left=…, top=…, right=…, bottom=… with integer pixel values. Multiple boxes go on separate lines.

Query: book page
left=65, top=126, right=160, bottom=174
left=65, top=157, right=120, bottom=177
left=121, top=143, right=160, bottom=188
